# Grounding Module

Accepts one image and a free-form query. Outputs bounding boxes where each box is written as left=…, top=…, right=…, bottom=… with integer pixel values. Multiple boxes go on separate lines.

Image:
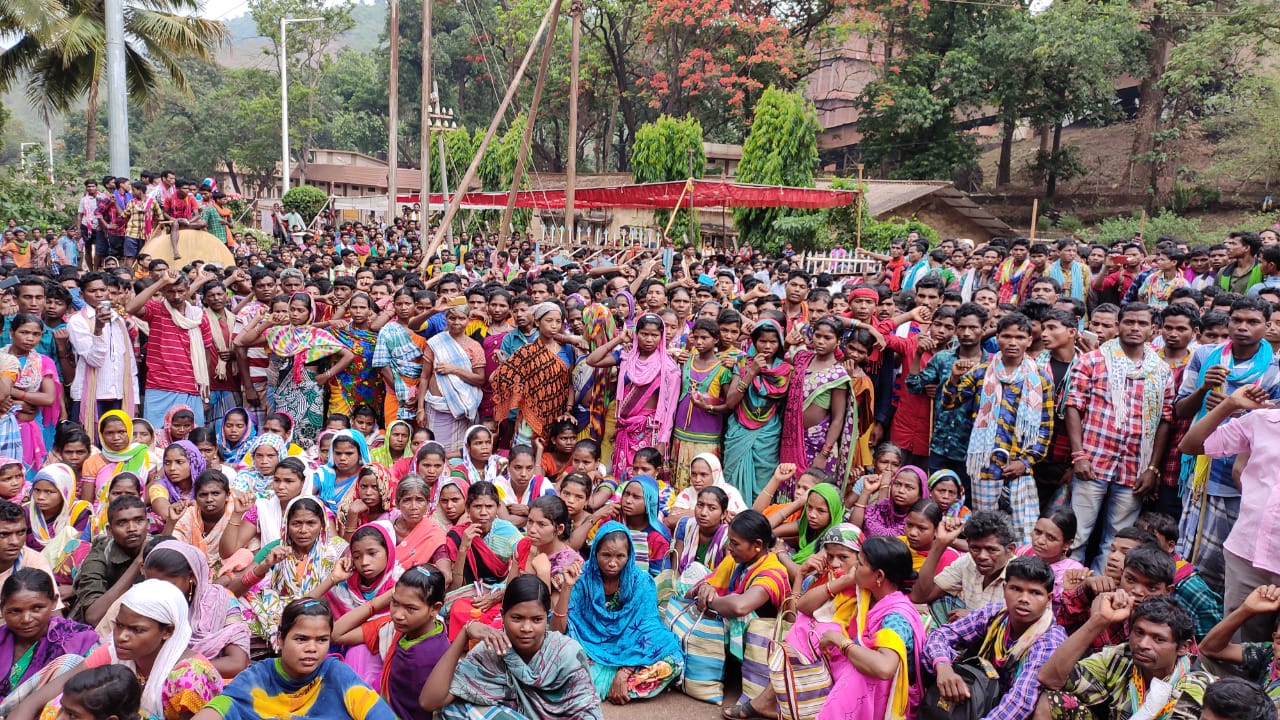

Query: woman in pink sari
left=4, top=313, right=59, bottom=472
left=584, top=313, right=679, bottom=473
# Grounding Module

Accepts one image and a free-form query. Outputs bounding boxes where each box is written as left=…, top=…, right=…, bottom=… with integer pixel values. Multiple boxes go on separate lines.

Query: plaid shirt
left=906, top=348, right=988, bottom=461
left=1160, top=357, right=1193, bottom=485
left=923, top=602, right=1066, bottom=720
left=1062, top=643, right=1211, bottom=720
left=1064, top=350, right=1174, bottom=487
left=1173, top=569, right=1223, bottom=641
left=122, top=198, right=162, bottom=240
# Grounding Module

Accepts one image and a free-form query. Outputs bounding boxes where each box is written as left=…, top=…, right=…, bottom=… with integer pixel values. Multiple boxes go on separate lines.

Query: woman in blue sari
left=599, top=475, right=670, bottom=577
left=723, top=319, right=792, bottom=503
left=564, top=521, right=683, bottom=703
left=314, top=430, right=369, bottom=514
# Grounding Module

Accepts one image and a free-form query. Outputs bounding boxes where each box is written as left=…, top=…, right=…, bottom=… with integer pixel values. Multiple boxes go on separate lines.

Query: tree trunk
left=1046, top=121, right=1062, bottom=198
left=224, top=159, right=243, bottom=194
left=1130, top=14, right=1171, bottom=197
left=85, top=78, right=100, bottom=163
left=997, top=108, right=1015, bottom=186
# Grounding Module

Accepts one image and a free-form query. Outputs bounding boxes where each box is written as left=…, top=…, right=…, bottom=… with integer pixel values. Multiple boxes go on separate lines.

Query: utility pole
left=426, top=83, right=457, bottom=250
left=388, top=0, right=401, bottom=223
left=564, top=0, right=583, bottom=249
left=104, top=0, right=129, bottom=177
left=419, top=0, right=432, bottom=225
left=280, top=17, right=324, bottom=197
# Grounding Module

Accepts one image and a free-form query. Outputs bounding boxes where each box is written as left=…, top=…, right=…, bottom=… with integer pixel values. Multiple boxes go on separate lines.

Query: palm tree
left=0, top=0, right=225, bottom=161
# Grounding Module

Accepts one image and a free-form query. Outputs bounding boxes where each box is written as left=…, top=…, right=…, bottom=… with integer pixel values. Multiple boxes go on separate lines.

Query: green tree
left=0, top=0, right=225, bottom=162
left=733, top=87, right=819, bottom=251
left=281, top=185, right=328, bottom=222
left=630, top=114, right=704, bottom=242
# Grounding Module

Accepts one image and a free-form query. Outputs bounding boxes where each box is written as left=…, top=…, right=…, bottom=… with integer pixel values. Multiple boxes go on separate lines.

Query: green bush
left=281, top=185, right=328, bottom=224
left=1083, top=210, right=1214, bottom=246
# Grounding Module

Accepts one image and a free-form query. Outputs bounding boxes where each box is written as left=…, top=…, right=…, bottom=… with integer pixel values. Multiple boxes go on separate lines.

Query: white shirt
left=67, top=307, right=137, bottom=402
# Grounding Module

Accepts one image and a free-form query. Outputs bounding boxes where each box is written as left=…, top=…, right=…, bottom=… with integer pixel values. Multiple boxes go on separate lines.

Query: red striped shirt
left=141, top=299, right=216, bottom=395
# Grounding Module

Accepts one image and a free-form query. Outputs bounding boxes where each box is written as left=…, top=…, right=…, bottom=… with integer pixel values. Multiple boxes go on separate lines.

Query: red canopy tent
left=396, top=179, right=857, bottom=210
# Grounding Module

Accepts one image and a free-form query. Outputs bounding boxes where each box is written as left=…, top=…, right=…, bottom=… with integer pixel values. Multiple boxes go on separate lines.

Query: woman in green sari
left=722, top=319, right=792, bottom=504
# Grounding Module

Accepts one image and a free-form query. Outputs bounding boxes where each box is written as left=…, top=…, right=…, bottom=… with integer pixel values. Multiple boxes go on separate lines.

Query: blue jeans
left=143, top=389, right=205, bottom=430
left=1070, top=477, right=1142, bottom=572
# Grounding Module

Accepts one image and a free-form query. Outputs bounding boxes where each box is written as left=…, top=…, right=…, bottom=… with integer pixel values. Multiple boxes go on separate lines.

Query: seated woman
left=494, top=445, right=556, bottom=529
left=451, top=426, right=505, bottom=486
left=25, top=464, right=92, bottom=584
left=370, top=419, right=412, bottom=469
left=218, top=457, right=311, bottom=568
left=166, top=471, right=233, bottom=577
left=189, top=429, right=238, bottom=482
left=1015, top=509, right=1083, bottom=601
left=577, top=476, right=670, bottom=577
left=565, top=521, right=683, bottom=704
left=391, top=428, right=435, bottom=481
left=851, top=465, right=926, bottom=538
left=687, top=510, right=791, bottom=700
left=431, top=470, right=469, bottom=531
left=776, top=482, right=845, bottom=584
left=230, top=434, right=288, bottom=500
left=331, top=565, right=449, bottom=720
left=59, top=666, right=142, bottom=720
left=142, top=541, right=251, bottom=679
left=442, top=482, right=522, bottom=640
left=192, top=599, right=396, bottom=720
left=665, top=453, right=747, bottom=531
left=0, top=456, right=28, bottom=504
left=7, top=579, right=223, bottom=720
left=81, top=412, right=152, bottom=506
left=318, top=523, right=402, bottom=685
left=0, top=569, right=98, bottom=712
left=510, top=497, right=580, bottom=609
left=671, top=487, right=730, bottom=579
left=385, top=475, right=447, bottom=570
left=335, top=465, right=393, bottom=538
left=900, top=499, right=961, bottom=578
left=229, top=496, right=347, bottom=646
left=420, top=574, right=602, bottom=720
left=927, top=469, right=969, bottom=521
left=147, top=441, right=206, bottom=523
left=314, top=431, right=370, bottom=515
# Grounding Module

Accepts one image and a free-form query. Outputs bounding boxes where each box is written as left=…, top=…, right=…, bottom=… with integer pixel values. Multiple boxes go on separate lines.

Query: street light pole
left=104, top=0, right=128, bottom=178
left=280, top=17, right=323, bottom=198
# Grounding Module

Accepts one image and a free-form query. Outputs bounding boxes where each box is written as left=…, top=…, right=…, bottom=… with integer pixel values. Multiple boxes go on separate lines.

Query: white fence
left=798, top=254, right=882, bottom=277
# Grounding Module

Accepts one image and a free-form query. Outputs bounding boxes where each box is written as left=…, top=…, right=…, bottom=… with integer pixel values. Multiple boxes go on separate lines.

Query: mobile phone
left=1109, top=254, right=1127, bottom=266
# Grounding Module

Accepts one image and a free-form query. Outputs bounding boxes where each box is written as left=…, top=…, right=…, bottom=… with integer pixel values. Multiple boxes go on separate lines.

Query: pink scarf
left=616, top=314, right=681, bottom=444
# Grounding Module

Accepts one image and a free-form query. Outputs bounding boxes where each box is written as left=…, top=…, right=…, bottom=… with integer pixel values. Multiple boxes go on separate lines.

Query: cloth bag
left=661, top=595, right=727, bottom=703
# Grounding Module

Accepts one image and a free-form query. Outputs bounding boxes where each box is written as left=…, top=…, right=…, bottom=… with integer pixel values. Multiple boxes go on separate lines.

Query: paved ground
left=603, top=678, right=742, bottom=720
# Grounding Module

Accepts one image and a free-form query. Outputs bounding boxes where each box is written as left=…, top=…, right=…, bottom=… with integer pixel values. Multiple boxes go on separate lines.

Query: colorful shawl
left=864, top=465, right=927, bottom=538
left=264, top=318, right=347, bottom=384
left=172, top=499, right=234, bottom=574
left=155, top=440, right=206, bottom=503
left=249, top=498, right=346, bottom=638
left=1047, top=260, right=1086, bottom=300
left=569, top=522, right=683, bottom=667
left=207, top=656, right=393, bottom=720
left=673, top=514, right=729, bottom=574
left=577, top=303, right=617, bottom=439
left=706, top=551, right=791, bottom=617
left=27, top=464, right=91, bottom=569
left=734, top=319, right=792, bottom=430
left=430, top=469, right=471, bottom=530
left=394, top=511, right=447, bottom=570
left=445, top=518, right=522, bottom=584
left=327, top=521, right=403, bottom=617
left=491, top=338, right=573, bottom=440
left=841, top=588, right=927, bottom=720
left=1100, top=339, right=1171, bottom=474
left=1186, top=341, right=1275, bottom=496
left=332, top=324, right=380, bottom=409
left=233, top=433, right=289, bottom=499
left=793, top=483, right=846, bottom=562
left=425, top=331, right=482, bottom=419
left=616, top=314, right=681, bottom=446
left=928, top=469, right=968, bottom=519
left=372, top=320, right=424, bottom=419
left=153, top=540, right=250, bottom=660
left=781, top=349, right=856, bottom=479
left=967, top=357, right=1045, bottom=481
left=979, top=605, right=1057, bottom=670
left=996, top=257, right=1030, bottom=303
left=317, top=429, right=371, bottom=512
left=95, top=410, right=151, bottom=475
left=336, top=463, right=393, bottom=535
left=216, top=408, right=257, bottom=462
left=9, top=347, right=58, bottom=433
left=449, top=630, right=601, bottom=720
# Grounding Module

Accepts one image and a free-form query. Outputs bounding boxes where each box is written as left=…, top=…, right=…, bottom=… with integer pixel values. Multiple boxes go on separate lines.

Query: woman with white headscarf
left=6, top=579, right=223, bottom=720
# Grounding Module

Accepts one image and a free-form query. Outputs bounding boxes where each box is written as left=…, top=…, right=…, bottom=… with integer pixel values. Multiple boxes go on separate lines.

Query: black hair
left=633, top=447, right=663, bottom=470
left=286, top=497, right=326, bottom=527
left=8, top=312, right=41, bottom=334
left=1136, top=512, right=1180, bottom=545
left=467, top=481, right=501, bottom=507
left=907, top=498, right=943, bottom=527
left=860, top=536, right=917, bottom=588
left=1159, top=303, right=1202, bottom=331
left=573, top=438, right=601, bottom=460
left=1117, top=301, right=1155, bottom=323
left=108, top=493, right=147, bottom=522
left=914, top=275, right=944, bottom=295
left=690, top=317, right=721, bottom=339
left=962, top=511, right=1016, bottom=547
left=559, top=472, right=592, bottom=496
left=1092, top=302, right=1119, bottom=318
left=63, top=665, right=143, bottom=720
left=415, top=441, right=447, bottom=465
left=1201, top=677, right=1277, bottom=720
left=1200, top=309, right=1230, bottom=330
left=954, top=302, right=989, bottom=325
left=351, top=404, right=379, bottom=422
left=995, top=312, right=1033, bottom=335
left=1123, top=544, right=1176, bottom=586
left=546, top=418, right=578, bottom=440
left=1228, top=230, right=1263, bottom=256
left=503, top=573, right=552, bottom=613
left=1004, top=556, right=1055, bottom=593
left=530, top=495, right=572, bottom=540
left=280, top=597, right=333, bottom=638
left=844, top=327, right=877, bottom=352
left=799, top=465, right=833, bottom=485
left=143, top=546, right=197, bottom=580
left=1, top=567, right=57, bottom=605
left=351, top=524, right=389, bottom=552
left=275, top=457, right=308, bottom=480
left=1043, top=508, right=1078, bottom=545
left=1114, top=525, right=1159, bottom=545
left=1042, top=309, right=1077, bottom=330
left=187, top=427, right=216, bottom=447
left=697, top=486, right=730, bottom=513
left=0, top=498, right=22, bottom=525
left=1231, top=294, right=1272, bottom=319
left=509, top=444, right=537, bottom=463
left=634, top=313, right=664, bottom=334
left=1131, top=595, right=1195, bottom=645
left=397, top=563, right=446, bottom=605
left=193, top=469, right=229, bottom=495
left=729, top=509, right=775, bottom=548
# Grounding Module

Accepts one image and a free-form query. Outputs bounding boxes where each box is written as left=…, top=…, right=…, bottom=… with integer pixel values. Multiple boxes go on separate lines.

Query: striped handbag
left=741, top=607, right=792, bottom=704
left=768, top=613, right=833, bottom=720
left=661, top=595, right=727, bottom=703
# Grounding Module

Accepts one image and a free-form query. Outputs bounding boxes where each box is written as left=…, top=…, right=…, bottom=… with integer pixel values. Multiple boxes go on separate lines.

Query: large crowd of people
left=2, top=171, right=1280, bottom=720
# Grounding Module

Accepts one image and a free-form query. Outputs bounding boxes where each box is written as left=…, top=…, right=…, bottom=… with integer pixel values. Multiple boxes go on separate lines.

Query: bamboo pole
left=662, top=179, right=693, bottom=239
left=564, top=0, right=583, bottom=250
left=1138, top=208, right=1147, bottom=244
left=498, top=0, right=564, bottom=244
left=855, top=162, right=864, bottom=251
left=1028, top=198, right=1039, bottom=240
left=421, top=0, right=562, bottom=267
left=387, top=0, right=400, bottom=222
